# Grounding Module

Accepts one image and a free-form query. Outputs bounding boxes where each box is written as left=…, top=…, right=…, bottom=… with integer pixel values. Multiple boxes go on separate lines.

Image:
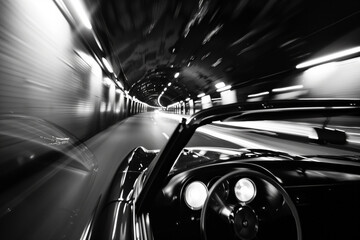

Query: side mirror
left=309, top=127, right=347, bottom=145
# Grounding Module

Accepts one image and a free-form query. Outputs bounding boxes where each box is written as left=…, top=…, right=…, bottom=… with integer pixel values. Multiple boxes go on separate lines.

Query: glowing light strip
left=247, top=91, right=269, bottom=98
left=215, top=82, right=225, bottom=89
left=116, top=81, right=123, bottom=89
left=102, top=57, right=113, bottom=73
left=272, top=85, right=303, bottom=93
left=216, top=85, right=231, bottom=92
left=296, top=46, right=360, bottom=69
left=197, top=93, right=206, bottom=98
left=69, top=0, right=92, bottom=29
left=157, top=93, right=165, bottom=108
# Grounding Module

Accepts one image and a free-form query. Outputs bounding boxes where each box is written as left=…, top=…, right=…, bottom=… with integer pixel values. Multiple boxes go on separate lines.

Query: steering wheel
left=200, top=169, right=302, bottom=240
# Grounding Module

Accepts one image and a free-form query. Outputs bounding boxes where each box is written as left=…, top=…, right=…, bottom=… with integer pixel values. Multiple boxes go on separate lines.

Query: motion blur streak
left=0, top=0, right=146, bottom=142
left=196, top=125, right=277, bottom=151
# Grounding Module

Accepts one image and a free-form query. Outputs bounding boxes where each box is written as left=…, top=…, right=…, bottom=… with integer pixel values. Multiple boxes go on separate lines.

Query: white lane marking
left=162, top=132, right=169, bottom=139
left=197, top=126, right=279, bottom=151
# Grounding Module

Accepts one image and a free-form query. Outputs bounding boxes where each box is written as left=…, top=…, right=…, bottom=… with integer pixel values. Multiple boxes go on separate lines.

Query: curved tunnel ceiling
left=86, top=0, right=360, bottom=107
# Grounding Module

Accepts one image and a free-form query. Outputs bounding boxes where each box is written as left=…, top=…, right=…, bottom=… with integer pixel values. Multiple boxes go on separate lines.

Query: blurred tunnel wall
left=0, top=0, right=144, bottom=141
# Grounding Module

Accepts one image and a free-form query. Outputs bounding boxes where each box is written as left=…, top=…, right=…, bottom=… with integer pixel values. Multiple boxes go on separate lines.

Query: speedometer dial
left=184, top=181, right=208, bottom=210
left=234, top=178, right=256, bottom=203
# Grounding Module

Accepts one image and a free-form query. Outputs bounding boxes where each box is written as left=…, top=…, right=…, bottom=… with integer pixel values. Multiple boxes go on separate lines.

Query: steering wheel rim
left=200, top=168, right=302, bottom=240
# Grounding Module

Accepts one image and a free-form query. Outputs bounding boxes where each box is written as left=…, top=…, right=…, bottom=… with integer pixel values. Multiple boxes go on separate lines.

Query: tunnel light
left=248, top=91, right=269, bottom=98
left=103, top=77, right=113, bottom=87
left=158, top=93, right=165, bottom=108
left=212, top=58, right=222, bottom=67
left=92, top=32, right=103, bottom=51
left=197, top=93, right=206, bottom=98
left=215, top=82, right=225, bottom=89
left=185, top=98, right=191, bottom=101
left=174, top=72, right=180, bottom=78
left=216, top=85, right=231, bottom=92
left=164, top=87, right=167, bottom=91
left=272, top=85, right=303, bottom=93
left=296, top=46, right=360, bottom=69
left=102, top=57, right=113, bottom=73
left=168, top=82, right=172, bottom=86
left=70, top=0, right=92, bottom=29
left=116, top=81, right=124, bottom=89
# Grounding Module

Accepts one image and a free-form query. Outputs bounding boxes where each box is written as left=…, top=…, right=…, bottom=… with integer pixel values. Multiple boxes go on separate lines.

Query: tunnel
left=1, top=1, right=360, bottom=240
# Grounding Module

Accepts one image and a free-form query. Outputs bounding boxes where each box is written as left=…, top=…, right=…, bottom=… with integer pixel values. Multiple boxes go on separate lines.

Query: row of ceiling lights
left=157, top=72, right=180, bottom=108
left=170, top=44, right=360, bottom=106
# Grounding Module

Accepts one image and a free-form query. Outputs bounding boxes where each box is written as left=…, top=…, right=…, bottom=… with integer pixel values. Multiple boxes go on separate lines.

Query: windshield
left=169, top=113, right=360, bottom=172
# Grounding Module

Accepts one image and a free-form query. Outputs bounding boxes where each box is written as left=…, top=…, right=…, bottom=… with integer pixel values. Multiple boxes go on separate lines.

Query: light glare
left=102, top=57, right=114, bottom=73
left=70, top=0, right=92, bottom=29
left=216, top=85, right=231, bottom=92
left=296, top=46, right=360, bottom=69
left=272, top=85, right=303, bottom=93
left=248, top=91, right=269, bottom=98
left=215, top=82, right=226, bottom=89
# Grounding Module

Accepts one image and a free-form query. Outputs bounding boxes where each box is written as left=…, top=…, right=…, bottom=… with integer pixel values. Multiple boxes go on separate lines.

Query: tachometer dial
left=234, top=178, right=256, bottom=203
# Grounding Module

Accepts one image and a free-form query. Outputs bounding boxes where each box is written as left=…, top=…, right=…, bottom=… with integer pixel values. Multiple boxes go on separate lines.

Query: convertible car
left=1, top=99, right=360, bottom=240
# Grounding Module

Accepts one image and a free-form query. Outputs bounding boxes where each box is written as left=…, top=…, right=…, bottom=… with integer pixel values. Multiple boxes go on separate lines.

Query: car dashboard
left=149, top=157, right=360, bottom=240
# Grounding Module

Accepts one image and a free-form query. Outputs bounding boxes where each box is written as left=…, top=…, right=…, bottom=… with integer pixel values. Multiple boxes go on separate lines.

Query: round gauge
left=184, top=181, right=208, bottom=210
left=234, top=178, right=257, bottom=203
